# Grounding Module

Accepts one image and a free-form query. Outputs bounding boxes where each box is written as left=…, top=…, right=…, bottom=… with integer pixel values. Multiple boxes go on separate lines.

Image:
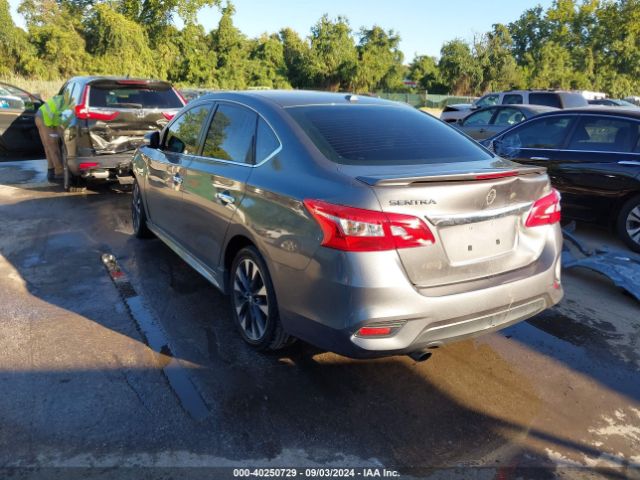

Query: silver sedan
left=131, top=91, right=563, bottom=359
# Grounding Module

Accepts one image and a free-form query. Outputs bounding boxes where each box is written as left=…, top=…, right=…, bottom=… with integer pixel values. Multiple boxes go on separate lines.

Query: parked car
left=588, top=98, right=639, bottom=108
left=439, top=92, right=497, bottom=123
left=481, top=107, right=640, bottom=252
left=0, top=81, right=44, bottom=157
left=441, top=90, right=589, bottom=123
left=454, top=105, right=557, bottom=140
left=58, top=76, right=185, bottom=190
left=131, top=91, right=563, bottom=359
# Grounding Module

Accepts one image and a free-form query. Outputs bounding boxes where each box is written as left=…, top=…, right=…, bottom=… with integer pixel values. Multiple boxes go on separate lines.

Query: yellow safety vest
left=39, top=97, right=63, bottom=128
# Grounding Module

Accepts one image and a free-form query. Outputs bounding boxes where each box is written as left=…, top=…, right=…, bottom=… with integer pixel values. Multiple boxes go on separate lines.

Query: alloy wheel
left=626, top=205, right=640, bottom=246
left=233, top=258, right=269, bottom=341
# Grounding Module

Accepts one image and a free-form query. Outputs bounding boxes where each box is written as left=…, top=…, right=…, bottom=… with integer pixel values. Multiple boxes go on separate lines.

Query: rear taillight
left=162, top=112, right=175, bottom=120
left=525, top=189, right=561, bottom=227
left=475, top=171, right=518, bottom=180
left=357, top=327, right=392, bottom=337
left=304, top=199, right=435, bottom=252
left=79, top=162, right=99, bottom=169
left=74, top=85, right=119, bottom=121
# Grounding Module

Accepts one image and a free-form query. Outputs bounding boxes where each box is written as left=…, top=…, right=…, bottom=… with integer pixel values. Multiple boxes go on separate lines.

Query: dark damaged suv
left=59, top=76, right=185, bottom=190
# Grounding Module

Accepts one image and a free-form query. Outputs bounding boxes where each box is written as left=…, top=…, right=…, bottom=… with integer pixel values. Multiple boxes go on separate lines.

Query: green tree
left=84, top=3, right=156, bottom=77
left=247, top=34, right=291, bottom=89
left=307, top=15, right=357, bottom=91
left=438, top=39, right=482, bottom=95
left=0, top=0, right=39, bottom=76
left=352, top=26, right=404, bottom=93
left=118, top=0, right=220, bottom=46
left=210, top=2, right=248, bottom=89
left=19, top=0, right=89, bottom=78
left=408, top=55, right=445, bottom=93
left=279, top=27, right=312, bottom=89
left=475, top=24, right=522, bottom=92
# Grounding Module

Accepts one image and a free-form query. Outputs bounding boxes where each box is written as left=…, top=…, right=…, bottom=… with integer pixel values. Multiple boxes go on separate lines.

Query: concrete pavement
left=0, top=159, right=639, bottom=479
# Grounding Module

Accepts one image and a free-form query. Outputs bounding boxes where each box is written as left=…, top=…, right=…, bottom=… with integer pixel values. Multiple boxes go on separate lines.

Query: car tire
left=131, top=180, right=153, bottom=239
left=230, top=246, right=293, bottom=351
left=62, top=149, right=86, bottom=192
left=616, top=194, right=640, bottom=253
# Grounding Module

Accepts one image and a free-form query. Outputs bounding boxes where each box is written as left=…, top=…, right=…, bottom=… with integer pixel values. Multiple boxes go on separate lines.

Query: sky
left=7, top=0, right=556, bottom=60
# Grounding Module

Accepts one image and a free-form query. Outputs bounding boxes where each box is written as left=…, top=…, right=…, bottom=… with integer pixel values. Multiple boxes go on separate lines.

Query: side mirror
left=144, top=131, right=160, bottom=149
left=456, top=118, right=464, bottom=125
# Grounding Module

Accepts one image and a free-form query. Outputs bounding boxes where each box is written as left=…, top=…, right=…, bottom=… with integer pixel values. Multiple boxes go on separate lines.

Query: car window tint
left=164, top=105, right=211, bottom=154
left=202, top=104, right=257, bottom=164
left=529, top=93, right=562, bottom=108
left=499, top=116, right=573, bottom=151
left=493, top=108, right=525, bottom=126
left=463, top=108, right=494, bottom=126
left=568, top=117, right=640, bottom=153
left=256, top=118, right=280, bottom=163
left=502, top=94, right=523, bottom=105
left=89, top=85, right=183, bottom=109
left=288, top=105, right=493, bottom=165
left=475, top=94, right=498, bottom=108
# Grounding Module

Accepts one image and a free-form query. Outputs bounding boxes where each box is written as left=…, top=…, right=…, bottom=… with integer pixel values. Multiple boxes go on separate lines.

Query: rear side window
left=493, top=108, right=526, bottom=126
left=288, top=105, right=492, bottom=165
left=568, top=116, right=640, bottom=153
left=499, top=116, right=573, bottom=151
left=89, top=85, right=183, bottom=109
left=529, top=93, right=562, bottom=108
left=502, top=94, right=523, bottom=105
left=164, top=105, right=211, bottom=154
left=462, top=108, right=494, bottom=126
left=202, top=104, right=257, bottom=164
left=475, top=94, right=499, bottom=108
left=256, top=118, right=280, bottom=163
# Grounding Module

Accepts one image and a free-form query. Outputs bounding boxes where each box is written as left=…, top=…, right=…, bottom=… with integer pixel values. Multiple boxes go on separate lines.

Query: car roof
left=534, top=106, right=640, bottom=119
left=66, top=75, right=173, bottom=86
left=197, top=90, right=395, bottom=109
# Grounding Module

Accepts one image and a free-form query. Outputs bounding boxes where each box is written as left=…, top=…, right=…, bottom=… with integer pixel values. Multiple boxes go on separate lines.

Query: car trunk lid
left=342, top=161, right=551, bottom=288
left=80, top=79, right=184, bottom=156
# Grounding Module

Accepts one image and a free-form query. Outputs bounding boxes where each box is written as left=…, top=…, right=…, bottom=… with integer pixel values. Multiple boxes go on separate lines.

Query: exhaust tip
left=408, top=350, right=432, bottom=362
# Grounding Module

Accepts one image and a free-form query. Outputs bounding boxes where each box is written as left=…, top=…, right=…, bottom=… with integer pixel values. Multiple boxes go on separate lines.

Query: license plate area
left=438, top=216, right=517, bottom=264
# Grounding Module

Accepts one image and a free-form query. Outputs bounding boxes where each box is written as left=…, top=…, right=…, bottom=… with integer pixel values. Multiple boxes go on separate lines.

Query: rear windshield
left=288, top=105, right=492, bottom=165
left=529, top=93, right=562, bottom=108
left=89, top=85, right=183, bottom=109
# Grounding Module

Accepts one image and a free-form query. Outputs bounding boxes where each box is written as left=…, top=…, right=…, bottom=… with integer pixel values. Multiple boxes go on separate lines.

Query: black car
left=58, top=76, right=185, bottom=190
left=0, top=81, right=44, bottom=157
left=454, top=104, right=557, bottom=140
left=482, top=107, right=640, bottom=252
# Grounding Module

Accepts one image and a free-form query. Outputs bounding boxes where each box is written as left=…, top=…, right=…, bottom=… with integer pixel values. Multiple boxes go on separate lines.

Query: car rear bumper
left=67, top=153, right=135, bottom=178
left=273, top=226, right=563, bottom=358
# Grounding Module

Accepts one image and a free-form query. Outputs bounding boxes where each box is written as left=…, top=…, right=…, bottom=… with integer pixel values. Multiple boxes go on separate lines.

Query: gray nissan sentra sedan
left=130, top=91, right=563, bottom=360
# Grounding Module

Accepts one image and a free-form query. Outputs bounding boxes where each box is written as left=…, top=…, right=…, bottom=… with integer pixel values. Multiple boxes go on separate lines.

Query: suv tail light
left=75, top=86, right=120, bottom=121
left=525, top=189, right=561, bottom=227
left=304, top=199, right=435, bottom=252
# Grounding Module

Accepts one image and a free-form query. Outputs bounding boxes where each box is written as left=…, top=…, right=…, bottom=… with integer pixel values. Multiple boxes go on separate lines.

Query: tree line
left=1, top=0, right=640, bottom=98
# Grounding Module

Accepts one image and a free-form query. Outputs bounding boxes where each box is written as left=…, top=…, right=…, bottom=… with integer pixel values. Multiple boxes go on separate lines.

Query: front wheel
left=617, top=195, right=640, bottom=253
left=230, top=247, right=293, bottom=351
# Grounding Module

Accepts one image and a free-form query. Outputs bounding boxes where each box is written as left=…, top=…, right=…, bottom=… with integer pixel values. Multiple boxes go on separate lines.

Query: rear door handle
left=216, top=191, right=235, bottom=205
left=530, top=156, right=550, bottom=161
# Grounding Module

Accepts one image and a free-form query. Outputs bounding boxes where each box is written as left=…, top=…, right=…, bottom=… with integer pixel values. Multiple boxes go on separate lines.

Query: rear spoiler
left=356, top=166, right=547, bottom=186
